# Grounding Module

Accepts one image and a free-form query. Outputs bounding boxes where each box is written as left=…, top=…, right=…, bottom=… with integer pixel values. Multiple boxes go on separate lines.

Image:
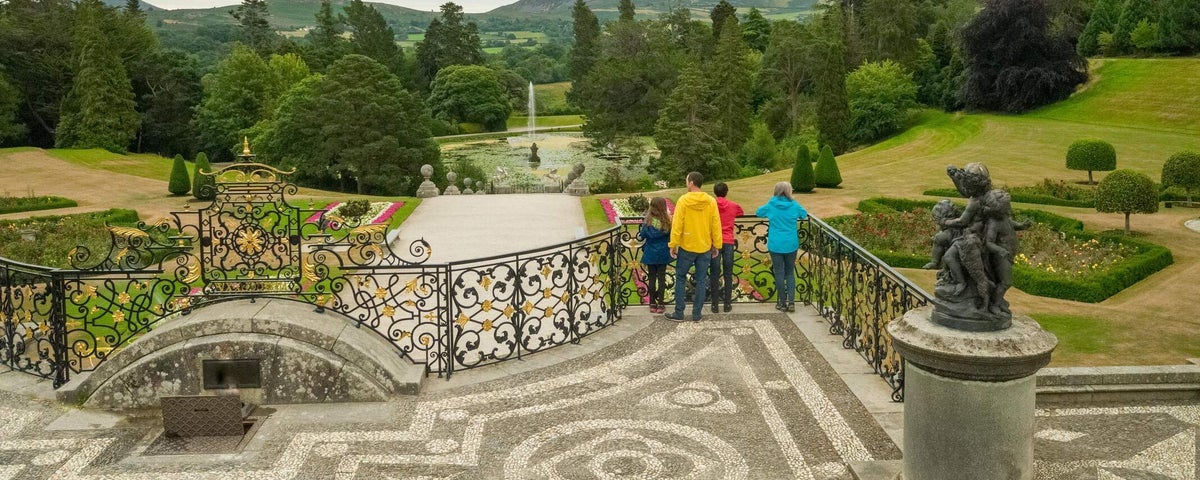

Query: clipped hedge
left=923, top=188, right=1094, bottom=208
left=836, top=197, right=1167, bottom=303
left=0, top=195, right=78, bottom=214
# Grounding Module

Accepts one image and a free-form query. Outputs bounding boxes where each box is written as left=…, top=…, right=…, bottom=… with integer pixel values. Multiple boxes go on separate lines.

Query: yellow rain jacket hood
left=669, top=191, right=723, bottom=254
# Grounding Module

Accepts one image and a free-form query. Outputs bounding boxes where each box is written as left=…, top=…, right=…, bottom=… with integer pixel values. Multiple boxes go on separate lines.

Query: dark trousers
left=673, top=248, right=711, bottom=319
left=770, top=251, right=797, bottom=306
left=646, top=263, right=667, bottom=307
left=709, top=243, right=736, bottom=307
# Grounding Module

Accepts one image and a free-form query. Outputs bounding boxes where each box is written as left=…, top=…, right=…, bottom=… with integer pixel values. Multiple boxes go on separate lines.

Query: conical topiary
left=814, top=144, right=843, bottom=188
left=791, top=145, right=815, bottom=193
left=192, top=152, right=216, bottom=200
left=168, top=154, right=190, bottom=195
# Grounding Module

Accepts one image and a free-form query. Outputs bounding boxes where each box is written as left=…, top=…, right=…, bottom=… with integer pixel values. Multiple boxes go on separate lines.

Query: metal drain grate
left=142, top=416, right=265, bottom=456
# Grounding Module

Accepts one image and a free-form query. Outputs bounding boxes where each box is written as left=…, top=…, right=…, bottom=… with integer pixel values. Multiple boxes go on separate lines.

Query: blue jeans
left=771, top=251, right=797, bottom=306
left=709, top=244, right=736, bottom=306
left=674, top=248, right=711, bottom=319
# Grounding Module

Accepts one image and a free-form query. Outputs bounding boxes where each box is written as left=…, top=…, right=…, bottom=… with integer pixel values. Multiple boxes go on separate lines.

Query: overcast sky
left=146, top=0, right=507, bottom=14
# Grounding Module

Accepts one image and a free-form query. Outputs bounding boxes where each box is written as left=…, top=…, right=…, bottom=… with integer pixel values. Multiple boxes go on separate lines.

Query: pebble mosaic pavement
left=0, top=313, right=1197, bottom=479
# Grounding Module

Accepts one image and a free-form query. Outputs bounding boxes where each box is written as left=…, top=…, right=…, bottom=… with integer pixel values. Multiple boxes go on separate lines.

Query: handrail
left=808, top=215, right=933, bottom=301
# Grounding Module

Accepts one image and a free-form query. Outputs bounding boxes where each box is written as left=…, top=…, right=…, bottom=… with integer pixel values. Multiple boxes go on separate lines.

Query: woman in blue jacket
left=756, top=182, right=809, bottom=312
left=638, top=197, right=673, bottom=313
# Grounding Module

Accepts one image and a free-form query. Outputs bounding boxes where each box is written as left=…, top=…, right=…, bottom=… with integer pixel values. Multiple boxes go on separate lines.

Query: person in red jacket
left=709, top=182, right=744, bottom=313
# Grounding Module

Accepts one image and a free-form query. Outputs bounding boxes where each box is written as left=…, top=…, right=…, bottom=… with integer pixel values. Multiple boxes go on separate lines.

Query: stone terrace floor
left=0, top=306, right=1197, bottom=479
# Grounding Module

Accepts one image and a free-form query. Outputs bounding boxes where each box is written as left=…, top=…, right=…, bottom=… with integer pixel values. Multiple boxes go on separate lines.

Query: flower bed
left=828, top=197, right=1172, bottom=303
left=0, top=195, right=78, bottom=214
left=306, top=202, right=403, bottom=229
left=600, top=198, right=674, bottom=223
left=0, top=209, right=140, bottom=268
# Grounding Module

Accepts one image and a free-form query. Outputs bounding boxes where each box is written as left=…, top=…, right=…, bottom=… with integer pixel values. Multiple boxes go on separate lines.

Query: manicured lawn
left=46, top=148, right=187, bottom=182
left=581, top=197, right=612, bottom=234
left=507, top=115, right=584, bottom=129
left=1032, top=314, right=1115, bottom=362
left=701, top=58, right=1200, bottom=366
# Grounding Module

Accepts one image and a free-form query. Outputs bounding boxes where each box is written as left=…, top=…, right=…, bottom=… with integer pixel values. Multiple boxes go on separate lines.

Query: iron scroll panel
left=0, top=261, right=66, bottom=387
left=198, top=181, right=303, bottom=295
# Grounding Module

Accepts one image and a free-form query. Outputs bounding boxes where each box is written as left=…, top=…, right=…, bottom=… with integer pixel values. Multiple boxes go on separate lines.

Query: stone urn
left=444, top=171, right=461, bottom=195
left=415, top=164, right=440, bottom=198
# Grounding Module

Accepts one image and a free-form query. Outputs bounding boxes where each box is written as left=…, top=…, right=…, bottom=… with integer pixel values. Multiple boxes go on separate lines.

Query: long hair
left=773, top=181, right=793, bottom=199
left=644, top=197, right=671, bottom=232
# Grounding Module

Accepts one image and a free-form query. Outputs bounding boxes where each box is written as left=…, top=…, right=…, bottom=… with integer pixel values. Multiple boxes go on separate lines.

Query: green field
left=638, top=58, right=1200, bottom=366
left=47, top=149, right=189, bottom=182
left=507, top=115, right=584, bottom=129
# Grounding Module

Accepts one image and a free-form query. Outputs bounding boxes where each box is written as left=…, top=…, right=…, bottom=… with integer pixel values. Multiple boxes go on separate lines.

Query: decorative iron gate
left=1, top=154, right=927, bottom=400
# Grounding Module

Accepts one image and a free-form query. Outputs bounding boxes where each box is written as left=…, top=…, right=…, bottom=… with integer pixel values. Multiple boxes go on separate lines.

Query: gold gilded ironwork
left=112, top=311, right=125, bottom=323
left=236, top=228, right=265, bottom=255
left=302, top=261, right=319, bottom=282
left=382, top=305, right=396, bottom=318
left=375, top=287, right=387, bottom=300
left=183, top=263, right=201, bottom=284
left=117, top=292, right=131, bottom=305
left=480, top=276, right=493, bottom=289
left=481, top=300, right=492, bottom=312
left=455, top=313, right=469, bottom=327
left=503, top=305, right=516, bottom=318
left=482, top=319, right=493, bottom=331
left=541, top=266, right=552, bottom=277
left=543, top=288, right=553, bottom=299
left=522, top=301, right=535, bottom=314
left=543, top=307, right=554, bottom=318
left=108, top=225, right=149, bottom=240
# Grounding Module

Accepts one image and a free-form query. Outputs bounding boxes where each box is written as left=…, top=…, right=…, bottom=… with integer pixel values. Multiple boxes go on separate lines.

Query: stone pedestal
left=565, top=178, right=590, bottom=196
left=888, top=305, right=1056, bottom=480
left=415, top=164, right=439, bottom=198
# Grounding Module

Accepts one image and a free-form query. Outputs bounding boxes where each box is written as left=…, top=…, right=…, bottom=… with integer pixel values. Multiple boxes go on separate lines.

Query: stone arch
left=57, top=299, right=423, bottom=409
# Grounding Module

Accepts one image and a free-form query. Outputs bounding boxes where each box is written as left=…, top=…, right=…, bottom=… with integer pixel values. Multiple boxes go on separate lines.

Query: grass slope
left=689, top=58, right=1200, bottom=366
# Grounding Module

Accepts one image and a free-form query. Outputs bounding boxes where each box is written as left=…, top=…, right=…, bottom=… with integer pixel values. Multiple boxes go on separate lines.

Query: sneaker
left=710, top=304, right=718, bottom=313
left=664, top=312, right=686, bottom=322
left=775, top=303, right=786, bottom=312
left=787, top=303, right=796, bottom=313
left=691, top=315, right=702, bottom=322
left=723, top=303, right=732, bottom=313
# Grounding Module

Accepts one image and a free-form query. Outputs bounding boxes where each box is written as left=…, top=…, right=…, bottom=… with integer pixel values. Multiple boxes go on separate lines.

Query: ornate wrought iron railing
left=1, top=165, right=925, bottom=400
left=616, top=215, right=931, bottom=400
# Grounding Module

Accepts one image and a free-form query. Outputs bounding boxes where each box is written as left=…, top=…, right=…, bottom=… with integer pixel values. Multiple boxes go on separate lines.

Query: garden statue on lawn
left=925, top=163, right=1029, bottom=331
left=529, top=142, right=541, bottom=168
left=565, top=163, right=590, bottom=196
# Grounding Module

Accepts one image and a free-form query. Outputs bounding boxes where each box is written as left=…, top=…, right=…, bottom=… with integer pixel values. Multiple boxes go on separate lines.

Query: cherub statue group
left=925, top=163, right=1029, bottom=331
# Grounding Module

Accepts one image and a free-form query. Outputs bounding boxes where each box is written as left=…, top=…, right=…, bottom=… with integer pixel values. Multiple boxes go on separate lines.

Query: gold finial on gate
left=242, top=136, right=252, bottom=157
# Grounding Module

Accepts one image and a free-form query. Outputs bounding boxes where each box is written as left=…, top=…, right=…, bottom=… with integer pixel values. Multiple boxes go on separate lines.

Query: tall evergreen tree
left=304, top=0, right=347, bottom=72
left=0, top=0, right=76, bottom=147
left=959, top=0, right=1088, bottom=112
left=762, top=20, right=816, bottom=137
left=124, top=0, right=142, bottom=16
left=192, top=44, right=275, bottom=160
left=55, top=0, right=140, bottom=153
left=814, top=144, right=843, bottom=188
left=741, top=8, right=771, bottom=52
left=813, top=6, right=852, bottom=153
left=416, top=2, right=485, bottom=88
left=168, top=154, right=191, bottom=195
left=618, top=0, right=636, bottom=22
left=568, top=0, right=600, bottom=85
left=860, top=0, right=920, bottom=66
left=136, top=48, right=202, bottom=156
left=260, top=55, right=440, bottom=195
left=1078, top=0, right=1120, bottom=55
left=1112, top=0, right=1159, bottom=53
left=1157, top=0, right=1200, bottom=53
left=710, top=0, right=737, bottom=40
left=230, top=0, right=275, bottom=56
left=708, top=18, right=753, bottom=151
left=654, top=65, right=729, bottom=180
left=0, top=74, right=26, bottom=145
left=345, top=0, right=402, bottom=75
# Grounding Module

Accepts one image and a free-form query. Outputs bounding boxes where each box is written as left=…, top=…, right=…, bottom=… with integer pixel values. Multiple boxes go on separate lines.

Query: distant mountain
left=488, top=0, right=817, bottom=19
left=101, top=0, right=162, bottom=11
left=146, top=0, right=435, bottom=31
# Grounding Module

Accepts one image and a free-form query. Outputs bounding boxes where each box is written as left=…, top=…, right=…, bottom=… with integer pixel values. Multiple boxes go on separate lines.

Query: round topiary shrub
left=790, top=146, right=815, bottom=193
left=168, top=154, right=190, bottom=196
left=1066, top=139, right=1116, bottom=184
left=192, top=152, right=216, bottom=200
left=1096, top=169, right=1158, bottom=235
left=814, top=145, right=842, bottom=188
left=1161, top=150, right=1200, bottom=203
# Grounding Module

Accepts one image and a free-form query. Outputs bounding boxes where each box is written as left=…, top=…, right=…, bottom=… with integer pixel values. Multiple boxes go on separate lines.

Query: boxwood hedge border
left=0, top=195, right=78, bottom=215
left=828, top=197, right=1172, bottom=303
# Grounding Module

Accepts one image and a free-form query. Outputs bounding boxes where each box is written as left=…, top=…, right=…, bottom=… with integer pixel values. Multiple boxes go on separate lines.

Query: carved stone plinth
left=889, top=306, right=1057, bottom=480
left=565, top=179, right=590, bottom=196
left=415, top=164, right=440, bottom=198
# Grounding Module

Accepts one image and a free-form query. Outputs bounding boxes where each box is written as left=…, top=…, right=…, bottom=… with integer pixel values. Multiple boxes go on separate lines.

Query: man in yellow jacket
left=666, top=171, right=723, bottom=322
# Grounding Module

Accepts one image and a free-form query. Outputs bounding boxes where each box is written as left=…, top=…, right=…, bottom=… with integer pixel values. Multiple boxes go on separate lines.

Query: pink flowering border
left=304, top=201, right=404, bottom=226
left=599, top=198, right=675, bottom=224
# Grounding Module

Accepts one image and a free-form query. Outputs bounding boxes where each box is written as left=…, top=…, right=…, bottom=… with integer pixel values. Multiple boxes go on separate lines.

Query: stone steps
left=1036, top=365, right=1200, bottom=405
